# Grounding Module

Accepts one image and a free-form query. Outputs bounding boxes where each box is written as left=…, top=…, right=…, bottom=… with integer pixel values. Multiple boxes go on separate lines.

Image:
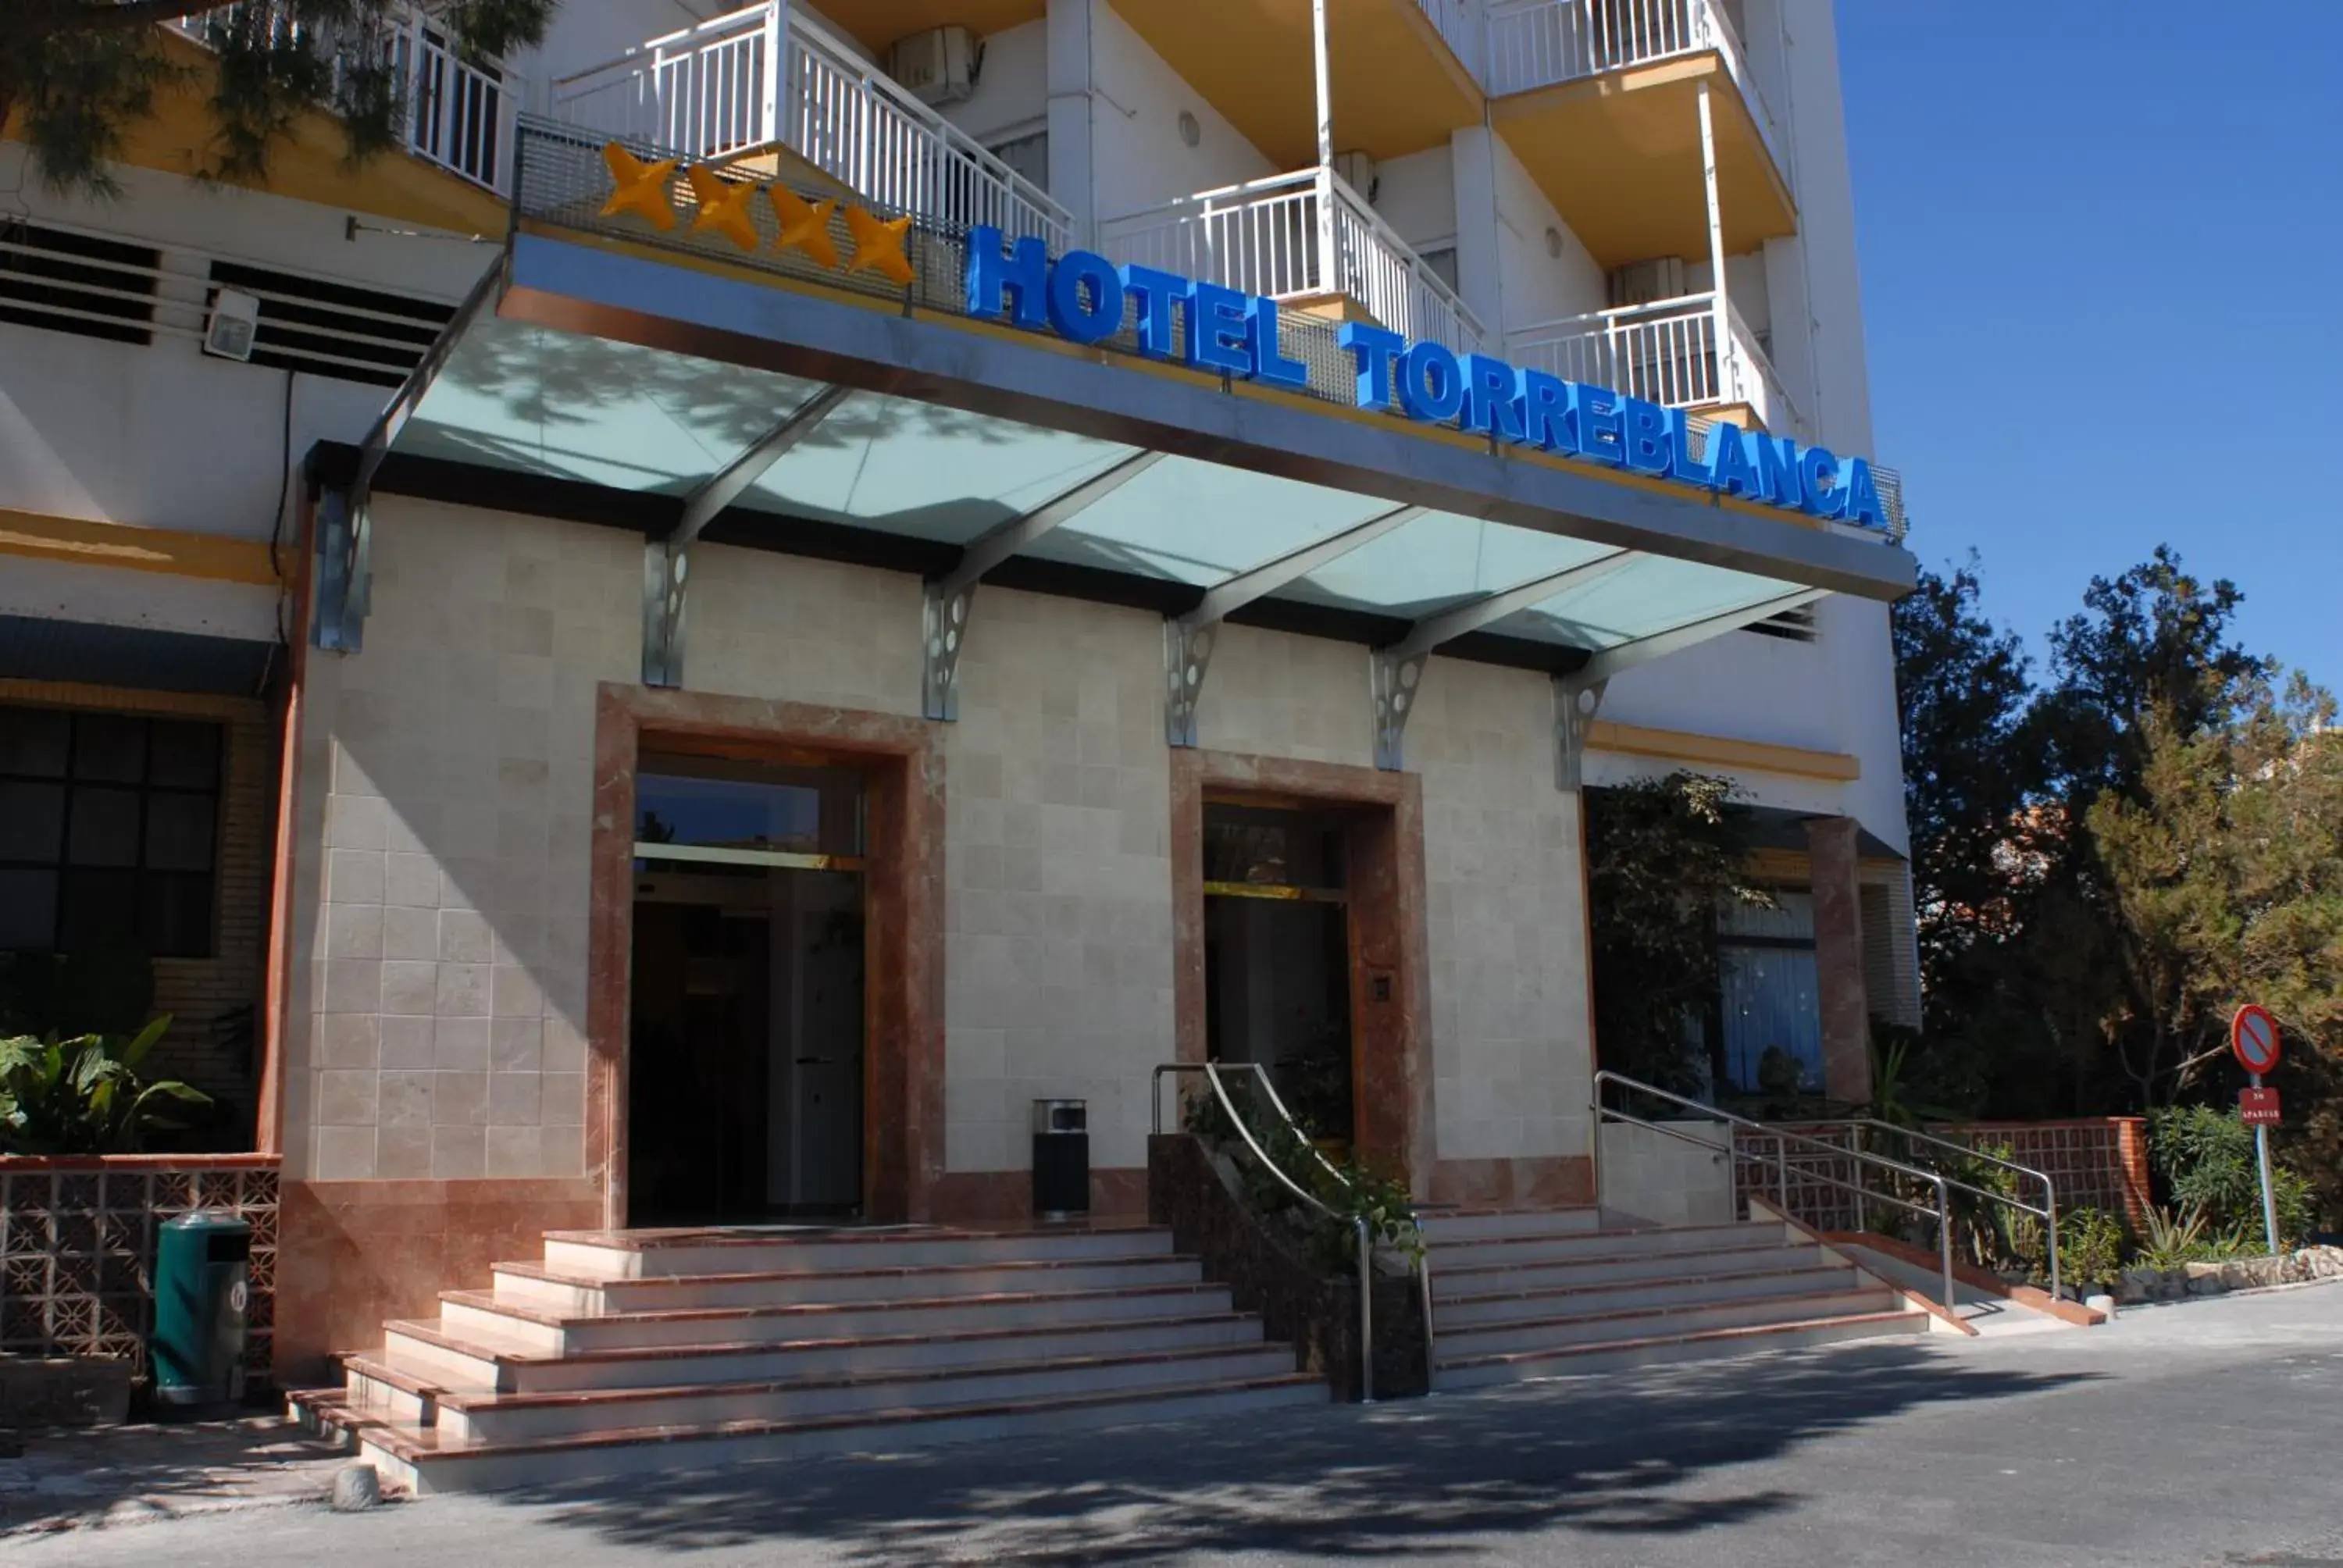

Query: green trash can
left=152, top=1210, right=251, bottom=1412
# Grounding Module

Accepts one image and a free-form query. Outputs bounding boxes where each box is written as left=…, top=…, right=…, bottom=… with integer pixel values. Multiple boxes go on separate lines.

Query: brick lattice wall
left=0, top=1156, right=280, bottom=1383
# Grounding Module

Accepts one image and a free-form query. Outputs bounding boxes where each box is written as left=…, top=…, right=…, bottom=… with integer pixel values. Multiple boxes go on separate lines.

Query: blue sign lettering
left=961, top=227, right=1891, bottom=529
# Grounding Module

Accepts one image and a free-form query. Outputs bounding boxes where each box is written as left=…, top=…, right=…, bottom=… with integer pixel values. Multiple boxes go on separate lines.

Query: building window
left=1714, top=890, right=1821, bottom=1092
left=0, top=707, right=223, bottom=959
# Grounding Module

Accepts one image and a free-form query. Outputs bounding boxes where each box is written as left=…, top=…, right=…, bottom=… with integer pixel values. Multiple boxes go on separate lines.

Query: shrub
left=2149, top=1104, right=2316, bottom=1248
left=2055, top=1206, right=2127, bottom=1293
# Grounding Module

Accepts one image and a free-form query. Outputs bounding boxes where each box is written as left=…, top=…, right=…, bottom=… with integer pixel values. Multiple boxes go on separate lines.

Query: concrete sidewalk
left=0, top=1415, right=351, bottom=1536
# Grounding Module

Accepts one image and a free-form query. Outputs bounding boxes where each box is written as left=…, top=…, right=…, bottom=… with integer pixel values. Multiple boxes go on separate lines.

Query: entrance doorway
left=1201, top=802, right=1357, bottom=1149
left=626, top=752, right=867, bottom=1225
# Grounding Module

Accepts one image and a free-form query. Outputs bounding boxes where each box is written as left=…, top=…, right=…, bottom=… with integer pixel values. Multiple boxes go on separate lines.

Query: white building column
left=1696, top=80, right=1731, bottom=402
left=1045, top=0, right=1097, bottom=245
left=1449, top=127, right=1503, bottom=337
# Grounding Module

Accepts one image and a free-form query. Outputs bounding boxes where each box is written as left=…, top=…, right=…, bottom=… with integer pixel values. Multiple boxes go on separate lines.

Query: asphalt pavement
left=15, top=1282, right=2343, bottom=1566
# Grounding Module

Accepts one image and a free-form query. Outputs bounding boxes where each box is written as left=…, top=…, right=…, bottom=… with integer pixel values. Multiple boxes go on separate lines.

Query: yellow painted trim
left=0, top=508, right=280, bottom=586
left=1589, top=719, right=1860, bottom=782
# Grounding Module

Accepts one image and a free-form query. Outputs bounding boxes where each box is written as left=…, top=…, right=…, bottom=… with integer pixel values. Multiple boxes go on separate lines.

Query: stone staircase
left=1423, top=1206, right=1932, bottom=1389
left=294, top=1223, right=1325, bottom=1494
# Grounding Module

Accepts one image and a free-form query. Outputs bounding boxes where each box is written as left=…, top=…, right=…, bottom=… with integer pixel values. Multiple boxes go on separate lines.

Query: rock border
left=2118, top=1245, right=2343, bottom=1304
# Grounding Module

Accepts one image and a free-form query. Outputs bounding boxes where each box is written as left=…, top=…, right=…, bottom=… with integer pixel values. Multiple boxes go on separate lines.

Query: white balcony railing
left=551, top=4, right=1072, bottom=252
left=1507, top=291, right=1798, bottom=436
left=1414, top=0, right=1487, bottom=83
left=1097, top=168, right=1486, bottom=357
left=1485, top=0, right=1788, bottom=184
left=173, top=5, right=515, bottom=193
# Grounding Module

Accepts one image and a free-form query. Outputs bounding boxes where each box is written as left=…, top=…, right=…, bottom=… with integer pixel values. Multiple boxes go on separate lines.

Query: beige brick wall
left=0, top=678, right=274, bottom=1123
left=286, top=501, right=1599, bottom=1183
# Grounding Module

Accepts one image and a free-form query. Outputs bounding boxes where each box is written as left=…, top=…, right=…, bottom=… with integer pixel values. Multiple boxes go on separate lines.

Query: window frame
left=0, top=705, right=225, bottom=960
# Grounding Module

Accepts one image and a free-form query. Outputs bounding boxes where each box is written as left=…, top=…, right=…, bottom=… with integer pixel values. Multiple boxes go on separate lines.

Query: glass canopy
left=384, top=314, right=1852, bottom=665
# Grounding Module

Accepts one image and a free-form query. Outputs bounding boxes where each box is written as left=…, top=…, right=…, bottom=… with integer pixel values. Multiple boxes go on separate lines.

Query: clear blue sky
left=1837, top=4, right=2343, bottom=690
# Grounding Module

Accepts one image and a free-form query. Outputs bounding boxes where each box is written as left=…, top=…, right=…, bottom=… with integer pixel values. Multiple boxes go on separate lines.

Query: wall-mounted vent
left=1745, top=606, right=1818, bottom=643
left=0, top=220, right=162, bottom=347
left=205, top=261, right=455, bottom=388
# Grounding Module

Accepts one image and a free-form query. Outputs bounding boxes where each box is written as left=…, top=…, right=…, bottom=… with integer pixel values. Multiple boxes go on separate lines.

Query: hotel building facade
left=1, top=0, right=1923, bottom=1446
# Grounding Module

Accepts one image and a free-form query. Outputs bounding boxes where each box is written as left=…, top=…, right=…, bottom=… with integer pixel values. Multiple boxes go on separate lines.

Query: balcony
left=1105, top=0, right=1483, bottom=169
left=1507, top=292, right=1797, bottom=436
left=165, top=5, right=517, bottom=205
left=1097, top=168, right=1486, bottom=357
left=1483, top=0, right=1794, bottom=269
left=551, top=4, right=1072, bottom=250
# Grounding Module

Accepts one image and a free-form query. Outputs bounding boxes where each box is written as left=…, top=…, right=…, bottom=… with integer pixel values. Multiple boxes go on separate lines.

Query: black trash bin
left=1031, top=1099, right=1089, bottom=1221
left=152, top=1210, right=251, bottom=1413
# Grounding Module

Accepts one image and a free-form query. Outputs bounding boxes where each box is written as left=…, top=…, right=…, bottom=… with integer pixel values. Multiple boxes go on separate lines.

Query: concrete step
left=1415, top=1207, right=1605, bottom=1244
left=1435, top=1286, right=1905, bottom=1360
left=1433, top=1240, right=1825, bottom=1296
left=433, top=1278, right=1242, bottom=1359
left=304, top=1372, right=1330, bottom=1495
left=541, top=1224, right=1174, bottom=1281
left=492, top=1252, right=1207, bottom=1313
left=429, top=1342, right=1304, bottom=1445
left=1425, top=1221, right=1788, bottom=1270
left=1433, top=1310, right=1932, bottom=1390
left=373, top=1307, right=1268, bottom=1396
left=1432, top=1262, right=1865, bottom=1328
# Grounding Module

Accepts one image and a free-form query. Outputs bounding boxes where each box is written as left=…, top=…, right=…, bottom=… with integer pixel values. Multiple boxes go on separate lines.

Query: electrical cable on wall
left=255, top=368, right=296, bottom=698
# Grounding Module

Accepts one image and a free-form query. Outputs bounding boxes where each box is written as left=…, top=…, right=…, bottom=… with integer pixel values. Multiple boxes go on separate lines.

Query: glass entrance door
left=1200, top=802, right=1357, bottom=1149
left=626, top=754, right=867, bottom=1224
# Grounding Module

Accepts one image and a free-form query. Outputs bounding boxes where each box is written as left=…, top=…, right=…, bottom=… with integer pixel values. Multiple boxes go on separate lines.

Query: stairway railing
left=1766, top=1118, right=2062, bottom=1303
left=1153, top=1061, right=1428, bottom=1401
left=1591, top=1068, right=1959, bottom=1316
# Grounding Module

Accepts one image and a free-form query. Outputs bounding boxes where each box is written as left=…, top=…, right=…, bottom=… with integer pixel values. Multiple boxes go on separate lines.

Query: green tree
left=1893, top=559, right=2035, bottom=996
left=1584, top=772, right=1771, bottom=1094
left=2, top=0, right=555, bottom=198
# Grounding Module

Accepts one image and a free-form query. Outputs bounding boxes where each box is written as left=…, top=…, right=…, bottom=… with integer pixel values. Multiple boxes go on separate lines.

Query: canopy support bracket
left=1553, top=675, right=1609, bottom=793
left=1371, top=650, right=1428, bottom=772
left=923, top=449, right=1166, bottom=722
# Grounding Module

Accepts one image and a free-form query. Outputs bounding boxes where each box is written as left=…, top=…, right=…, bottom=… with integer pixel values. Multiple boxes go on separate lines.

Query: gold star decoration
left=685, top=164, right=762, bottom=251
left=599, top=143, right=679, bottom=231
left=767, top=184, right=842, bottom=269
left=844, top=205, right=915, bottom=286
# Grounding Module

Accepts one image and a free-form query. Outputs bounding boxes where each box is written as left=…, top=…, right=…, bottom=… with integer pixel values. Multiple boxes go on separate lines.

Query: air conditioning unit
left=1332, top=149, right=1379, bottom=204
left=1607, top=257, right=1686, bottom=306
left=887, top=27, right=977, bottom=106
left=202, top=287, right=259, bottom=362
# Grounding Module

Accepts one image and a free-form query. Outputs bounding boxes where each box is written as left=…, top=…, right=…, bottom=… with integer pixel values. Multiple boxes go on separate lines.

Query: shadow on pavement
left=0, top=1416, right=347, bottom=1535
left=496, top=1339, right=2100, bottom=1563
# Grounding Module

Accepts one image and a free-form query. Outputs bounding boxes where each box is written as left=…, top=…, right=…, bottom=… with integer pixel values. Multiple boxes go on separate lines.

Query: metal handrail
left=1591, top=1069, right=1958, bottom=1317
left=1791, top=1119, right=2062, bottom=1302
left=1152, top=1061, right=1395, bottom=1402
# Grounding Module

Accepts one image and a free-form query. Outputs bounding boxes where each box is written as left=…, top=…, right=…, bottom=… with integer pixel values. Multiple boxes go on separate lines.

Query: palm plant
left=0, top=1015, right=209, bottom=1154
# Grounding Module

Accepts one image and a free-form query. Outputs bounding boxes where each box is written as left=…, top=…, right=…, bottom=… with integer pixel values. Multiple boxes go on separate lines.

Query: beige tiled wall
left=287, top=504, right=1597, bottom=1185
left=289, top=501, right=639, bottom=1181
left=940, top=589, right=1177, bottom=1176
left=1199, top=631, right=1596, bottom=1170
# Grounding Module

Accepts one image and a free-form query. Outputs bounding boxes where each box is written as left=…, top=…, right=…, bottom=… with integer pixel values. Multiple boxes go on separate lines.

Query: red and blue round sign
left=2231, top=1004, right=2282, bottom=1075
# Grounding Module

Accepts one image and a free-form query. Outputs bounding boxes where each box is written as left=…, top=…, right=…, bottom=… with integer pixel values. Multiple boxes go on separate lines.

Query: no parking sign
left=2233, top=1003, right=2282, bottom=1075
